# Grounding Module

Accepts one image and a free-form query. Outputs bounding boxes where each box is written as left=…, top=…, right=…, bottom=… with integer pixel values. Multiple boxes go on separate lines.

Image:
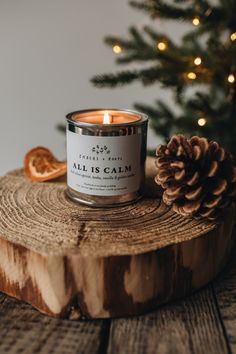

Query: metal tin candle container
left=66, top=109, right=148, bottom=207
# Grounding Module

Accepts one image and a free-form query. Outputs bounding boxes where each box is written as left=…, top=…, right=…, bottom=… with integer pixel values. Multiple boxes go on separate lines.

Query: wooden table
left=0, top=244, right=235, bottom=354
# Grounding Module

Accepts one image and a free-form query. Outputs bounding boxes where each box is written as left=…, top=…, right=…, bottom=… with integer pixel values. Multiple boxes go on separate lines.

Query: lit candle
left=72, top=110, right=141, bottom=124
left=66, top=109, right=148, bottom=207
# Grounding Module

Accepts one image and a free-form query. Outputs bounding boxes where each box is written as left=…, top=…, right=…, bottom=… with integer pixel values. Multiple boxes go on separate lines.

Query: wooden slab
left=0, top=158, right=234, bottom=319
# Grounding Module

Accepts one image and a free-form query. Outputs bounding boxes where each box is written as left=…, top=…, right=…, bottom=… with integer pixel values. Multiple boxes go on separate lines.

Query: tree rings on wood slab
left=0, top=158, right=234, bottom=319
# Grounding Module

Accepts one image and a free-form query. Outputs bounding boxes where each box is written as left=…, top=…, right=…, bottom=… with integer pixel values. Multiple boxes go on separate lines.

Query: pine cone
left=155, top=135, right=236, bottom=220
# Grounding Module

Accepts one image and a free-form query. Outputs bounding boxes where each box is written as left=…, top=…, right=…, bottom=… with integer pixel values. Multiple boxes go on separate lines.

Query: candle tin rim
left=66, top=108, right=148, bottom=128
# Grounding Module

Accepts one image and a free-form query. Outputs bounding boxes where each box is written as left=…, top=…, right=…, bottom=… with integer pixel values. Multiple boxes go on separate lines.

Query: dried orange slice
left=24, top=147, right=67, bottom=182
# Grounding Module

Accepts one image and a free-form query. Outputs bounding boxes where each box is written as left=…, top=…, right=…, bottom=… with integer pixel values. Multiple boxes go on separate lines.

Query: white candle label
left=67, top=130, right=141, bottom=196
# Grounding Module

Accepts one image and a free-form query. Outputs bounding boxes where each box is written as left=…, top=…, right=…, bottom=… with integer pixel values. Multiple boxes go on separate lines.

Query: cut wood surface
left=0, top=160, right=220, bottom=257
left=0, top=157, right=234, bottom=320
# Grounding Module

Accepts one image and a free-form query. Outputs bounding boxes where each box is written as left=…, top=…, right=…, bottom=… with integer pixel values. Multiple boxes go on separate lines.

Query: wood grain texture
left=0, top=293, right=104, bottom=354
left=0, top=158, right=234, bottom=319
left=107, top=287, right=229, bottom=354
left=0, top=210, right=234, bottom=319
left=213, top=228, right=236, bottom=353
left=0, top=158, right=220, bottom=257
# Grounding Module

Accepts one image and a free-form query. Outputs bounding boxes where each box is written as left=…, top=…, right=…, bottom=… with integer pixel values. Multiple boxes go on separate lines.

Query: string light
left=194, top=57, right=202, bottom=66
left=187, top=72, right=197, bottom=80
left=112, top=45, right=122, bottom=54
left=228, top=74, right=235, bottom=83
left=230, top=32, right=236, bottom=41
left=198, top=118, right=207, bottom=126
left=157, top=42, right=167, bottom=51
left=192, top=17, right=200, bottom=26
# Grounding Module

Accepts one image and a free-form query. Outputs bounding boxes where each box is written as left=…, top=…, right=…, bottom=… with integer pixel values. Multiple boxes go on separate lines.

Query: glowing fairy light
left=157, top=42, right=167, bottom=51
left=228, top=74, right=235, bottom=83
left=230, top=32, right=236, bottom=41
left=187, top=72, right=197, bottom=80
left=198, top=118, right=207, bottom=126
left=192, top=17, right=200, bottom=26
left=113, top=45, right=122, bottom=54
left=194, top=57, right=202, bottom=65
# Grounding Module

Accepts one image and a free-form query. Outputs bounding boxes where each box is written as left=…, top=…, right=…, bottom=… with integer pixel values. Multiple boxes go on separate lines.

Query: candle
left=72, top=110, right=140, bottom=125
left=65, top=109, right=148, bottom=207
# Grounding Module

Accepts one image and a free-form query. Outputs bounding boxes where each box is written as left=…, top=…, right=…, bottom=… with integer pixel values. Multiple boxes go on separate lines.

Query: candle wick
left=103, top=112, right=112, bottom=124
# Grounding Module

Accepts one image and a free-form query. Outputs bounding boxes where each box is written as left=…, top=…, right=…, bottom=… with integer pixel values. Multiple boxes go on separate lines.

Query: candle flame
left=103, top=112, right=112, bottom=124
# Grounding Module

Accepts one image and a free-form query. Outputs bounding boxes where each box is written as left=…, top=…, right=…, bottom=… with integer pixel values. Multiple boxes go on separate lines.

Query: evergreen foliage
left=91, top=0, right=236, bottom=156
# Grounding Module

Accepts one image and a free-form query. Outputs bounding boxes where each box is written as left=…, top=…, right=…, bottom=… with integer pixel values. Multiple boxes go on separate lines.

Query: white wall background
left=0, top=0, right=184, bottom=175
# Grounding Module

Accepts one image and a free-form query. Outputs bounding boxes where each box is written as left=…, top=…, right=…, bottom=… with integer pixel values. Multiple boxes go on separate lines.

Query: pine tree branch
left=90, top=0, right=236, bottom=156
left=186, top=92, right=215, bottom=115
left=156, top=100, right=175, bottom=120
left=143, top=26, right=178, bottom=50
left=192, top=0, right=210, bottom=11
left=134, top=100, right=177, bottom=139
left=183, top=26, right=211, bottom=41
left=129, top=1, right=150, bottom=13
left=130, top=0, right=195, bottom=20
left=115, top=52, right=155, bottom=64
left=173, top=0, right=191, bottom=3
left=129, top=26, right=146, bottom=45
left=91, top=71, right=139, bottom=87
left=105, top=36, right=139, bottom=50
